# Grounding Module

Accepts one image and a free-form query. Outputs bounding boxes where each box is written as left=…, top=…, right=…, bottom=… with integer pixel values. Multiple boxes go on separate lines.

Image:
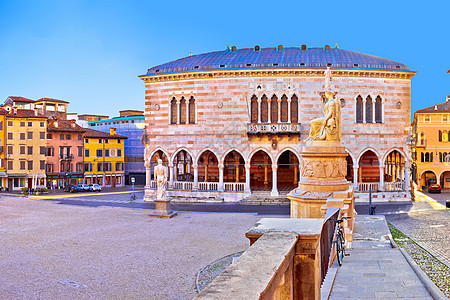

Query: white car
left=89, top=184, right=102, bottom=192
left=77, top=184, right=90, bottom=191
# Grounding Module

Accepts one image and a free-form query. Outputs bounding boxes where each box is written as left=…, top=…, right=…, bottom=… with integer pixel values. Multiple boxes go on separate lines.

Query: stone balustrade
left=195, top=209, right=342, bottom=300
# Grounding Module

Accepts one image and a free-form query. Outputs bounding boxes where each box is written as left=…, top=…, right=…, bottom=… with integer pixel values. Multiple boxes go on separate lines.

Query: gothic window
left=189, top=97, right=196, bottom=124
left=170, top=97, right=177, bottom=124
left=356, top=95, right=363, bottom=123
left=261, top=95, right=268, bottom=123
left=421, top=152, right=424, bottom=162
left=375, top=96, right=382, bottom=123
left=250, top=95, right=258, bottom=123
left=290, top=94, right=298, bottom=123
left=444, top=130, right=448, bottom=142
left=280, top=94, right=288, bottom=122
left=439, top=130, right=442, bottom=142
left=445, top=152, right=448, bottom=162
left=439, top=152, right=442, bottom=162
left=271, top=95, right=278, bottom=123
left=180, top=97, right=187, bottom=124
left=365, top=95, right=373, bottom=123
left=424, top=152, right=430, bottom=162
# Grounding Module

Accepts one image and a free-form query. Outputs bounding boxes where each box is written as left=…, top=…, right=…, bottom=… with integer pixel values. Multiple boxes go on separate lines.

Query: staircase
left=240, top=191, right=290, bottom=205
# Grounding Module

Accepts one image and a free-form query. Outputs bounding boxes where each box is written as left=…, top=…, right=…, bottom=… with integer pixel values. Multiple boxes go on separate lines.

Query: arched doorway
left=440, top=171, right=450, bottom=189
left=277, top=150, right=299, bottom=192
left=421, top=171, right=436, bottom=188
left=198, top=150, right=219, bottom=182
left=223, top=150, right=245, bottom=183
left=250, top=150, right=272, bottom=191
left=384, top=150, right=405, bottom=183
left=150, top=150, right=169, bottom=180
left=358, top=150, right=380, bottom=191
left=173, top=150, right=193, bottom=182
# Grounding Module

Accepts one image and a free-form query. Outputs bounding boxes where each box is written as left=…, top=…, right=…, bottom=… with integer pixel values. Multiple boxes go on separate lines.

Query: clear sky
left=0, top=0, right=448, bottom=119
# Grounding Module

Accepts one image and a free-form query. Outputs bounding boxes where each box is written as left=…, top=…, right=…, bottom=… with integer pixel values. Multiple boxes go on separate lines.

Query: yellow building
left=83, top=128, right=127, bottom=187
left=4, top=107, right=47, bottom=190
left=412, top=98, right=450, bottom=189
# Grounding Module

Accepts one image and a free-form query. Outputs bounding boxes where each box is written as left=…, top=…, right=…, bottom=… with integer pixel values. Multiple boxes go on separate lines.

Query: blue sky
left=0, top=0, right=448, bottom=119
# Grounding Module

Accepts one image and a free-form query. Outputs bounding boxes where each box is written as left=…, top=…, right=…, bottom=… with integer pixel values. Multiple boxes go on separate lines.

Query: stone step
left=170, top=196, right=224, bottom=203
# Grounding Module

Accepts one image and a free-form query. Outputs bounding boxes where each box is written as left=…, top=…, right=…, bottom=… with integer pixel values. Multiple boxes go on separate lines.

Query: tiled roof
left=144, top=46, right=410, bottom=76
left=88, top=115, right=145, bottom=124
left=8, top=96, right=35, bottom=103
left=6, top=109, right=47, bottom=118
left=35, top=97, right=69, bottom=104
left=415, top=101, right=450, bottom=113
left=47, top=119, right=86, bottom=133
left=83, top=128, right=128, bottom=139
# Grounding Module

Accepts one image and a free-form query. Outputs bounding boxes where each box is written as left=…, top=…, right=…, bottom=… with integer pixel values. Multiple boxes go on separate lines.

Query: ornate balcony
left=247, top=123, right=301, bottom=135
left=59, top=154, right=74, bottom=160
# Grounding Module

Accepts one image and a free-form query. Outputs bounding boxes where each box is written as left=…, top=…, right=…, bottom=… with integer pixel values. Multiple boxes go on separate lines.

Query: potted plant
left=35, top=188, right=41, bottom=195
left=21, top=187, right=28, bottom=196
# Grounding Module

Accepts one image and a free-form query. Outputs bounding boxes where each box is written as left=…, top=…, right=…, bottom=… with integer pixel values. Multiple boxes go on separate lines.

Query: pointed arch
left=275, top=147, right=301, bottom=162
left=382, top=147, right=408, bottom=165
left=220, top=148, right=247, bottom=165
left=357, top=147, right=382, bottom=163
left=149, top=148, right=170, bottom=164
left=290, top=94, right=298, bottom=123
left=188, top=96, right=196, bottom=124
left=260, top=94, right=268, bottom=123
left=170, top=97, right=177, bottom=124
left=375, top=95, right=382, bottom=123
left=248, top=147, right=274, bottom=164
left=365, top=95, right=373, bottom=123
left=195, top=147, right=220, bottom=166
left=280, top=94, right=288, bottom=122
left=250, top=94, right=258, bottom=123
left=170, top=147, right=195, bottom=165
left=356, top=95, right=363, bottom=123
left=270, top=94, right=278, bottom=123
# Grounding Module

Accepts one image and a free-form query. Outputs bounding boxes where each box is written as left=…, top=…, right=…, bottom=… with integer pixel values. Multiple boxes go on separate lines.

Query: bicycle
left=333, top=217, right=351, bottom=266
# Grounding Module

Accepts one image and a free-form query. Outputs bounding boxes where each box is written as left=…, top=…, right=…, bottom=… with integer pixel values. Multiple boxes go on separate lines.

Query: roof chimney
left=13, top=107, right=17, bottom=115
left=447, top=95, right=450, bottom=102
left=435, top=105, right=438, bottom=110
left=110, top=128, right=116, bottom=136
left=34, top=108, right=38, bottom=116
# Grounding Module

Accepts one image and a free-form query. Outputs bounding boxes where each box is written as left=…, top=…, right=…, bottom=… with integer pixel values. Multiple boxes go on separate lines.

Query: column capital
left=192, top=164, right=198, bottom=169
left=353, top=165, right=359, bottom=169
left=168, top=164, right=174, bottom=168
left=272, top=164, right=278, bottom=171
left=218, top=163, right=224, bottom=169
left=245, top=162, right=251, bottom=169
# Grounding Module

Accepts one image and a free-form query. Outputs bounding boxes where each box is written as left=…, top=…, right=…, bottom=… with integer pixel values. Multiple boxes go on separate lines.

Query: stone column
left=379, top=164, right=385, bottom=191
left=405, top=163, right=410, bottom=190
left=257, top=99, right=261, bottom=123
left=235, top=158, right=239, bottom=183
left=268, top=101, right=271, bottom=123
left=244, top=162, right=251, bottom=195
left=294, top=165, right=298, bottom=185
left=176, top=100, right=181, bottom=124
left=145, top=162, right=151, bottom=188
left=168, top=164, right=174, bottom=188
left=277, top=99, right=281, bottom=123
left=205, top=164, right=208, bottom=182
left=193, top=164, right=198, bottom=190
left=264, top=164, right=268, bottom=185
left=353, top=165, right=358, bottom=189
left=288, top=99, right=291, bottom=123
left=218, top=163, right=224, bottom=192
left=186, top=99, right=190, bottom=124
left=362, top=99, right=366, bottom=123
left=271, top=164, right=279, bottom=196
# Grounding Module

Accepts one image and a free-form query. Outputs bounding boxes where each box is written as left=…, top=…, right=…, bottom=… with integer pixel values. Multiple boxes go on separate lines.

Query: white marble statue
left=154, top=159, right=168, bottom=200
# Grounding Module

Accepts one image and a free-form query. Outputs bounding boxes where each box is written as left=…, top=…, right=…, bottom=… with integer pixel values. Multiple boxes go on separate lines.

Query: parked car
left=89, top=184, right=102, bottom=192
left=428, top=184, right=441, bottom=193
left=64, top=185, right=82, bottom=193
left=77, top=184, right=90, bottom=191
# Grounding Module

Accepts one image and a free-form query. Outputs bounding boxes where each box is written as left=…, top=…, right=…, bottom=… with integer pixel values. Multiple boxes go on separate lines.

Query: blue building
left=88, top=110, right=145, bottom=185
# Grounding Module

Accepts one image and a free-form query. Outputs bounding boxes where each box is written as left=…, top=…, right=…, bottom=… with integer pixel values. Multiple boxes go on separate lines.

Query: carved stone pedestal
left=148, top=198, right=177, bottom=218
left=287, top=141, right=352, bottom=218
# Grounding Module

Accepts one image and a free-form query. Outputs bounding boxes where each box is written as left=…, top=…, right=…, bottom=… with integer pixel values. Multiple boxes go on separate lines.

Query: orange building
left=46, top=118, right=86, bottom=189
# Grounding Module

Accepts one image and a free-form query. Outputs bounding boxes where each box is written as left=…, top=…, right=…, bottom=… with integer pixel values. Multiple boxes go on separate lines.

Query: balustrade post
left=193, top=164, right=198, bottom=190
left=244, top=162, right=251, bottom=195
left=271, top=164, right=279, bottom=196
left=379, top=164, right=385, bottom=191
left=218, top=163, right=224, bottom=192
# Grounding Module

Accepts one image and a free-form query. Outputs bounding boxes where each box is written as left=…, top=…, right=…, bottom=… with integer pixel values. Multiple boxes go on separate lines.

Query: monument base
left=148, top=198, right=177, bottom=218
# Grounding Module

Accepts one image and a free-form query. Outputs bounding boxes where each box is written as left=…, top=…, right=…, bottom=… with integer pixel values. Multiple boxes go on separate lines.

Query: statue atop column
left=306, top=67, right=341, bottom=142
left=154, top=159, right=168, bottom=200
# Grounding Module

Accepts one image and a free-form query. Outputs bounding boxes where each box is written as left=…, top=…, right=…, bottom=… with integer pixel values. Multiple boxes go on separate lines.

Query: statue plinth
left=287, top=140, right=353, bottom=218
left=148, top=198, right=177, bottom=218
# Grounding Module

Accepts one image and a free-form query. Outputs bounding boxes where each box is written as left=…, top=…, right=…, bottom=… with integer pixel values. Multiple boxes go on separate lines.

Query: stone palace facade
left=140, top=45, right=415, bottom=202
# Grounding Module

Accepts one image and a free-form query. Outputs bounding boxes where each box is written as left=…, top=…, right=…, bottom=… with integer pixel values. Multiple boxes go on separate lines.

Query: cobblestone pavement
left=386, top=210, right=450, bottom=266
